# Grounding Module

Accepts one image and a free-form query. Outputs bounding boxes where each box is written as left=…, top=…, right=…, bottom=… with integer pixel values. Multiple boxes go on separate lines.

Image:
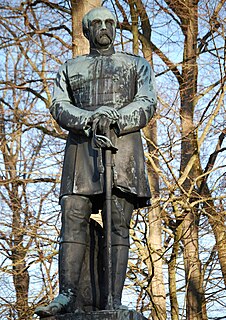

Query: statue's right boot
left=34, top=242, right=86, bottom=317
left=112, top=245, right=129, bottom=310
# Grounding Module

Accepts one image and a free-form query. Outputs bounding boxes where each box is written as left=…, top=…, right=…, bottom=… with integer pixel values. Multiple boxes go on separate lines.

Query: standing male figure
left=35, top=6, right=156, bottom=317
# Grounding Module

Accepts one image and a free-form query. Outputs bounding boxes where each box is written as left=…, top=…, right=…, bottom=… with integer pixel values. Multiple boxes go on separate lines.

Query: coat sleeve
left=50, top=62, right=92, bottom=136
left=116, top=57, right=157, bottom=135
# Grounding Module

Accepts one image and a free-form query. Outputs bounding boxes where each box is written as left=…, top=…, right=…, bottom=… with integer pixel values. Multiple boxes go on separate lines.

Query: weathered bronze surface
left=34, top=6, right=156, bottom=318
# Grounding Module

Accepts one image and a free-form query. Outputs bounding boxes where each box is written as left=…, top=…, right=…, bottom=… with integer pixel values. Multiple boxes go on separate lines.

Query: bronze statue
left=35, top=6, right=156, bottom=317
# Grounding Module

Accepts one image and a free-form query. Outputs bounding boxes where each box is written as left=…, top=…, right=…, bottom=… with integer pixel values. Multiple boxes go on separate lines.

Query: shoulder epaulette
left=119, top=51, right=141, bottom=58
left=65, top=54, right=89, bottom=65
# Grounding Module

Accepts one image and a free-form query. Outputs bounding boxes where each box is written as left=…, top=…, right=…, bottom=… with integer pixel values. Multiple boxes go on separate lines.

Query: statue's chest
left=67, top=56, right=136, bottom=109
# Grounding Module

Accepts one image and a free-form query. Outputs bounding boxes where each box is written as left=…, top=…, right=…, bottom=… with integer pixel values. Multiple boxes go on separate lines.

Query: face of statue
left=83, top=7, right=116, bottom=52
left=89, top=18, right=115, bottom=49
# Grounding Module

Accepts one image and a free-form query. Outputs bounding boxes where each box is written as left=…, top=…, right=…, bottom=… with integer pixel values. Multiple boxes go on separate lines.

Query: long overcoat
left=50, top=52, right=157, bottom=208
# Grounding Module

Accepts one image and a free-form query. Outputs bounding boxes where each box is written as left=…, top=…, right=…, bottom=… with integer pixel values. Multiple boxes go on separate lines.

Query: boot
left=112, top=245, right=129, bottom=310
left=35, top=242, right=86, bottom=317
left=34, top=292, right=76, bottom=317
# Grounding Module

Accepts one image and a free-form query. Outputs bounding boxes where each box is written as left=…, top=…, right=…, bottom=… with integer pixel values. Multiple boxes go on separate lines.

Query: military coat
left=50, top=52, right=157, bottom=208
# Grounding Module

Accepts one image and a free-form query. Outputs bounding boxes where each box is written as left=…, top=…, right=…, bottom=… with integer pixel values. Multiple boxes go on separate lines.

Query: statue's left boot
left=112, top=245, right=129, bottom=310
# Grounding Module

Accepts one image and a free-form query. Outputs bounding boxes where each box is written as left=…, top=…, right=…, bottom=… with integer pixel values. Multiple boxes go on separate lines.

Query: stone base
left=41, top=310, right=148, bottom=320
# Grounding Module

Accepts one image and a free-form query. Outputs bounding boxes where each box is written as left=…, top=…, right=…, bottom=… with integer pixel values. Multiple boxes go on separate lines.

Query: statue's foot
left=114, top=303, right=129, bottom=310
left=35, top=304, right=58, bottom=318
left=34, top=293, right=75, bottom=317
left=113, top=299, right=129, bottom=311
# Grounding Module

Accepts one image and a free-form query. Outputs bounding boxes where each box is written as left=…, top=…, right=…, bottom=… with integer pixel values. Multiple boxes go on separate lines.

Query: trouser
left=59, top=191, right=134, bottom=308
left=60, top=191, right=134, bottom=246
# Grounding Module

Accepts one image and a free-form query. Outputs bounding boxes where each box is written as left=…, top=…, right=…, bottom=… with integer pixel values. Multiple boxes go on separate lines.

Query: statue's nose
left=101, top=21, right=107, bottom=30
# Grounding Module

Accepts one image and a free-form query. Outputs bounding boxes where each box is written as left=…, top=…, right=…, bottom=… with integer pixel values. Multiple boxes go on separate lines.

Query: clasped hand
left=92, top=106, right=119, bottom=136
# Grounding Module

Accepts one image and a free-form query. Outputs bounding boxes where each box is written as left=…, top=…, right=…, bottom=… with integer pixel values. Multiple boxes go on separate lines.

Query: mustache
left=98, top=29, right=112, bottom=39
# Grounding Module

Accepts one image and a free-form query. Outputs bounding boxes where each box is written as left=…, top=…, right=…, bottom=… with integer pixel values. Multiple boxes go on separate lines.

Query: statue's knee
left=60, top=195, right=92, bottom=242
left=61, top=195, right=91, bottom=221
left=111, top=229, right=130, bottom=247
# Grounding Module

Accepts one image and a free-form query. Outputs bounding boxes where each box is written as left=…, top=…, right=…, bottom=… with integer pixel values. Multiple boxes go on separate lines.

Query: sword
left=93, top=125, right=117, bottom=310
left=105, top=133, right=113, bottom=310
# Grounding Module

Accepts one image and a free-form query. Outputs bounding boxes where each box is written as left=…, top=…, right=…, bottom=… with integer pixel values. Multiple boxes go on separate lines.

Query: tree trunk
left=182, top=211, right=204, bottom=320
left=0, top=97, right=31, bottom=318
left=168, top=222, right=183, bottom=320
left=11, top=193, right=30, bottom=320
left=141, top=5, right=166, bottom=315
left=144, top=120, right=166, bottom=320
left=178, top=2, right=206, bottom=319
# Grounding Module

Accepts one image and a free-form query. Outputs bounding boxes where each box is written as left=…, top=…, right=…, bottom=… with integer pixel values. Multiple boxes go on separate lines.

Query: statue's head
left=82, top=7, right=116, bottom=53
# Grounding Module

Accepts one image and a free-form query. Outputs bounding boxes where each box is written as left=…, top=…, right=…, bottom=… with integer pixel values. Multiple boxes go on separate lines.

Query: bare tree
left=0, top=0, right=225, bottom=319
left=0, top=1, right=71, bottom=318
